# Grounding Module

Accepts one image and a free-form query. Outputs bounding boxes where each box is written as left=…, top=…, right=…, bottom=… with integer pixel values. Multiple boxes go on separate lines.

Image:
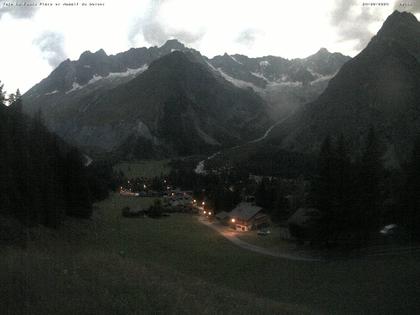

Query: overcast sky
left=0, top=0, right=419, bottom=93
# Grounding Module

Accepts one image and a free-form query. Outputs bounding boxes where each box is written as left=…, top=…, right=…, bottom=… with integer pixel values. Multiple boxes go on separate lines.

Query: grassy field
left=114, top=159, right=171, bottom=179
left=1, top=193, right=420, bottom=314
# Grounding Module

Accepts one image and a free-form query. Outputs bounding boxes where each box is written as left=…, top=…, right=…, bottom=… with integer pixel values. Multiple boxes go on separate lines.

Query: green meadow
left=1, top=193, right=419, bottom=314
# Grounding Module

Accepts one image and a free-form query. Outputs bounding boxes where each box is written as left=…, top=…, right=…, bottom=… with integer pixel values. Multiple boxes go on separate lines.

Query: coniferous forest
left=0, top=81, right=110, bottom=228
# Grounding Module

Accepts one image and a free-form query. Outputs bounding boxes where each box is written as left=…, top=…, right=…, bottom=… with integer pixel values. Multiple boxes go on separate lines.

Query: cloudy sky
left=0, top=0, right=419, bottom=93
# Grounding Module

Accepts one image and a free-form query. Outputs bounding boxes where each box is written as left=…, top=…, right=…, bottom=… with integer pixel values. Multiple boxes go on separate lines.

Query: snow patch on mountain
left=217, top=68, right=261, bottom=91
left=306, top=67, right=320, bottom=77
left=259, top=60, right=270, bottom=68
left=310, top=73, right=336, bottom=85
left=65, top=65, right=149, bottom=94
left=45, top=90, right=59, bottom=96
left=251, top=72, right=270, bottom=82
left=230, top=55, right=243, bottom=65
left=66, top=82, right=83, bottom=94
left=267, top=80, right=302, bottom=88
left=205, top=60, right=217, bottom=71
left=88, top=74, right=104, bottom=85
left=107, top=65, right=148, bottom=79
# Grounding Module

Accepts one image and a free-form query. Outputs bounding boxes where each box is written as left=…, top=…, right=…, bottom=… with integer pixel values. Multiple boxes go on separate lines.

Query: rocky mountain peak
left=316, top=47, right=329, bottom=55
left=377, top=10, right=420, bottom=40
left=159, top=39, right=186, bottom=53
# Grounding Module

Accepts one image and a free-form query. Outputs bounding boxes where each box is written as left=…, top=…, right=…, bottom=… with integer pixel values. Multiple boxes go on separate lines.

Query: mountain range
left=266, top=10, right=420, bottom=167
left=22, top=39, right=349, bottom=158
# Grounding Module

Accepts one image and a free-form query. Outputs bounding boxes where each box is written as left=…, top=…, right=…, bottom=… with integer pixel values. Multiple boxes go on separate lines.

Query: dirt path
left=198, top=217, right=322, bottom=261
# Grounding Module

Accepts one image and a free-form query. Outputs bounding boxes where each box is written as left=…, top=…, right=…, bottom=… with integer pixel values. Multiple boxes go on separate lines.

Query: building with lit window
left=228, top=202, right=269, bottom=232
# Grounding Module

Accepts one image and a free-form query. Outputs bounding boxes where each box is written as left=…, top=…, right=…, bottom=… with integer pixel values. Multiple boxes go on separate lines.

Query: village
left=114, top=163, right=321, bottom=257
left=115, top=158, right=410, bottom=256
left=119, top=182, right=271, bottom=233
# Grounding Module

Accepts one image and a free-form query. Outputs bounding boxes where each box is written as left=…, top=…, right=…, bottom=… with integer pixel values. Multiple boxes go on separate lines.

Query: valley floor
left=1, top=193, right=420, bottom=314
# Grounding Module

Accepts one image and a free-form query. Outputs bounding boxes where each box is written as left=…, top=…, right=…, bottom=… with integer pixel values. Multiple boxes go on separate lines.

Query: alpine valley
left=22, top=39, right=349, bottom=158
left=211, top=10, right=420, bottom=173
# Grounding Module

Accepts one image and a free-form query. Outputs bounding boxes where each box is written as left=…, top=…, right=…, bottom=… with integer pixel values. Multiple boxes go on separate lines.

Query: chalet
left=228, top=202, right=269, bottom=232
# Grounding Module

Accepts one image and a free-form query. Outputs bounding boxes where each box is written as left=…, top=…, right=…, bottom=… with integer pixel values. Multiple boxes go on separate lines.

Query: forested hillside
left=0, top=82, right=108, bottom=228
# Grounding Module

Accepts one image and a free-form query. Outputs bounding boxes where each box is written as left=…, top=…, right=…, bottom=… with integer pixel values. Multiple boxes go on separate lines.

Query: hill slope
left=268, top=10, right=420, bottom=165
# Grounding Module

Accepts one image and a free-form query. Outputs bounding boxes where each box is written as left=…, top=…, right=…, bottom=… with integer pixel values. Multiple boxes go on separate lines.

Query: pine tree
left=316, top=135, right=334, bottom=215
left=12, top=89, right=22, bottom=112
left=403, top=136, right=420, bottom=237
left=8, top=93, right=16, bottom=105
left=333, top=134, right=353, bottom=226
left=0, top=82, right=96, bottom=226
left=0, top=81, right=5, bottom=106
left=358, top=127, right=383, bottom=234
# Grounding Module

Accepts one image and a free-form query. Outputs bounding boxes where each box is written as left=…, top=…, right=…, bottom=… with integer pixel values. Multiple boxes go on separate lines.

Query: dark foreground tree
left=357, top=128, right=384, bottom=235
left=401, top=136, right=420, bottom=237
left=0, top=83, right=98, bottom=227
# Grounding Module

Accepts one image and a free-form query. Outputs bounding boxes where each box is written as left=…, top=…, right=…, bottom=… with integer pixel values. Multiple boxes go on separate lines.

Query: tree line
left=308, top=129, right=420, bottom=244
left=0, top=81, right=111, bottom=228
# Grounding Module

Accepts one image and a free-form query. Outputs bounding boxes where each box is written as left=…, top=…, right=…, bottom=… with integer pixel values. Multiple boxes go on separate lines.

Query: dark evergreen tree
left=313, top=134, right=358, bottom=243
left=314, top=135, right=336, bottom=241
left=0, top=81, right=100, bottom=227
left=8, top=93, right=16, bottom=105
left=331, top=134, right=354, bottom=232
left=357, top=127, right=384, bottom=234
left=0, top=81, right=5, bottom=104
left=402, top=136, right=420, bottom=237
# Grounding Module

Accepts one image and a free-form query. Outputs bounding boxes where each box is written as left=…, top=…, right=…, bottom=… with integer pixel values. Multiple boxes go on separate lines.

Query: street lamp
left=231, top=218, right=235, bottom=223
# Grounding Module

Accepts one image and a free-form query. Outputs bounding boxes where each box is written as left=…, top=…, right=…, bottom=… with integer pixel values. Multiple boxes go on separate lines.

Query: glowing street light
left=231, top=218, right=236, bottom=223
left=203, top=211, right=207, bottom=214
left=202, top=201, right=205, bottom=206
left=208, top=212, right=212, bottom=215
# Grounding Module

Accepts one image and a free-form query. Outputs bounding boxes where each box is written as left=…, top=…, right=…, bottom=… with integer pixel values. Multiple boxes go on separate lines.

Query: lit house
left=228, top=202, right=269, bottom=232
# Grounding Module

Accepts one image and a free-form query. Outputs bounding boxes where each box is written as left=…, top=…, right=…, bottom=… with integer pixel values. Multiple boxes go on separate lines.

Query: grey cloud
left=33, top=32, right=67, bottom=67
left=236, top=29, right=261, bottom=47
left=330, top=0, right=382, bottom=51
left=0, top=0, right=38, bottom=20
left=129, top=0, right=204, bottom=46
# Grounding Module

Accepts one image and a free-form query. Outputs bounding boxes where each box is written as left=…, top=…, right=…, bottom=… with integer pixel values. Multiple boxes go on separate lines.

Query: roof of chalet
left=229, top=202, right=263, bottom=221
